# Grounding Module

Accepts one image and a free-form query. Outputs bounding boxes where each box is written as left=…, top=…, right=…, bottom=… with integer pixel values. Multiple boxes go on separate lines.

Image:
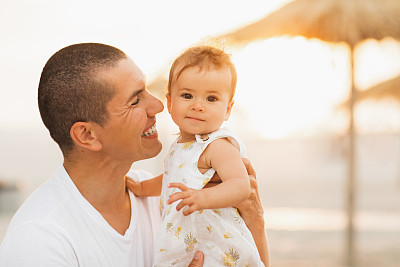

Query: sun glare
left=230, top=37, right=400, bottom=139
left=231, top=37, right=348, bottom=139
left=356, top=38, right=400, bottom=90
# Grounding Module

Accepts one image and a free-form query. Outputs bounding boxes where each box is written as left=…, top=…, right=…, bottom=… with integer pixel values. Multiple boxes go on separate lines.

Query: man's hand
left=235, top=158, right=264, bottom=227
left=167, top=183, right=207, bottom=216
left=188, top=251, right=204, bottom=266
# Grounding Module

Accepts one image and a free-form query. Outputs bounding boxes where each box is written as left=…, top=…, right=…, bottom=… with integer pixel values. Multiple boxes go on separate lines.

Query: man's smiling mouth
left=141, top=124, right=157, bottom=136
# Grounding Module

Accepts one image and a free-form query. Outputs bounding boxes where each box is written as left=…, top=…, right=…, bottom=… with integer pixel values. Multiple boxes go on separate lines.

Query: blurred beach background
left=1, top=0, right=399, bottom=266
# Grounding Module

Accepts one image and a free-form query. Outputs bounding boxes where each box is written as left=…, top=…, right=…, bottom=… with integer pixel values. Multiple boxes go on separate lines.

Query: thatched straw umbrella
left=214, top=0, right=400, bottom=265
left=338, top=74, right=400, bottom=107
left=357, top=75, right=400, bottom=102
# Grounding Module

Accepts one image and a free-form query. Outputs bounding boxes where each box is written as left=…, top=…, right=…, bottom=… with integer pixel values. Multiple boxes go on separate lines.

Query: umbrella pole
left=346, top=46, right=357, bottom=267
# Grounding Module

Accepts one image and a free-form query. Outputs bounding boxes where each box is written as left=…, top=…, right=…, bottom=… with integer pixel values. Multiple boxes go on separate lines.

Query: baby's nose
left=192, top=101, right=205, bottom=111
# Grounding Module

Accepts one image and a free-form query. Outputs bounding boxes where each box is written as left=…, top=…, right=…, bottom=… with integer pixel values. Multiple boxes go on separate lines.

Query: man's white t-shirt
left=0, top=167, right=161, bottom=267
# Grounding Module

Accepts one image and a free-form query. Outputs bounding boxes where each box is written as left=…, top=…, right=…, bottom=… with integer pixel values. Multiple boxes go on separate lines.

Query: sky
left=0, top=0, right=296, bottom=185
left=0, top=0, right=291, bottom=127
left=1, top=0, right=399, bottom=137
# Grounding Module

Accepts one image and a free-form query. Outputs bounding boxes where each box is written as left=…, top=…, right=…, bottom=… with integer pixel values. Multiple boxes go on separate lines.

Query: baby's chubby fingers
left=167, top=183, right=192, bottom=204
left=182, top=206, right=197, bottom=216
left=168, top=182, right=189, bottom=191
left=175, top=198, right=189, bottom=211
left=167, top=191, right=188, bottom=205
left=175, top=199, right=197, bottom=216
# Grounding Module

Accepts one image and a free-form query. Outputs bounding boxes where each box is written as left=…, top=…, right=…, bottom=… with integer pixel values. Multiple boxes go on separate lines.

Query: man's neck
left=63, top=157, right=132, bottom=235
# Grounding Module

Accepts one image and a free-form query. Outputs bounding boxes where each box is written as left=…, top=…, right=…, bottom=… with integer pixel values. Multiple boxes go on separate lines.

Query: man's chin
left=140, top=142, right=163, bottom=160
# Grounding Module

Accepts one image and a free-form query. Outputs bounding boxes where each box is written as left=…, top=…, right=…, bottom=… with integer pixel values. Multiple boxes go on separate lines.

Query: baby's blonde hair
left=167, top=46, right=237, bottom=99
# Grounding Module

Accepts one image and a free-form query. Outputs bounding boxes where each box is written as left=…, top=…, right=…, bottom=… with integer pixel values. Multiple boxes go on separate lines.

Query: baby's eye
left=206, top=96, right=217, bottom=102
left=181, top=93, right=192, bottom=99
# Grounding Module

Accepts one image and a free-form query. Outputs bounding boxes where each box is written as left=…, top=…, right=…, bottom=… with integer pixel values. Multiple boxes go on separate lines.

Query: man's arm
left=235, top=158, right=270, bottom=267
left=126, top=174, right=163, bottom=196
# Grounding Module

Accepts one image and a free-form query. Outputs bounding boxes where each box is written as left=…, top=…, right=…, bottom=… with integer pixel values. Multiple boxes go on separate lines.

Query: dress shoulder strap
left=194, top=127, right=246, bottom=157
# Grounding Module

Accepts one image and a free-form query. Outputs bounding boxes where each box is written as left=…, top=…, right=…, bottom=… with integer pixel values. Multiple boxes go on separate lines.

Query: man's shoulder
left=0, top=170, right=75, bottom=265
left=0, top=214, right=76, bottom=266
left=5, top=170, right=71, bottom=237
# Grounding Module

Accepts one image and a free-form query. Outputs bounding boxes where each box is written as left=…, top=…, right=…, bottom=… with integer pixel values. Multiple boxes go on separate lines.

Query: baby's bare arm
left=203, top=159, right=270, bottom=267
left=200, top=138, right=251, bottom=207
left=126, top=174, right=163, bottom=196
left=168, top=138, right=250, bottom=214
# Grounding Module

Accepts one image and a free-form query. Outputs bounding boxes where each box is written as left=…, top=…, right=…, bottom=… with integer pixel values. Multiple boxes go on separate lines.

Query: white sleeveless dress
left=153, top=127, right=264, bottom=267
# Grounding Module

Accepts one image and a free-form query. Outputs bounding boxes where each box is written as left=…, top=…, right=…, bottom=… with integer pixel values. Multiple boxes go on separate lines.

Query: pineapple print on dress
left=212, top=209, right=222, bottom=216
left=222, top=249, right=240, bottom=266
left=184, top=232, right=198, bottom=253
left=153, top=127, right=264, bottom=266
left=202, top=178, right=210, bottom=186
left=233, top=207, right=244, bottom=224
left=166, top=223, right=174, bottom=233
left=224, top=232, right=233, bottom=239
left=175, top=227, right=182, bottom=239
left=183, top=141, right=195, bottom=150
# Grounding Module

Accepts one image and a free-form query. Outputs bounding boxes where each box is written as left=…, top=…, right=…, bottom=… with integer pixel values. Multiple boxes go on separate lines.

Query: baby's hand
left=125, top=176, right=143, bottom=196
left=167, top=183, right=207, bottom=216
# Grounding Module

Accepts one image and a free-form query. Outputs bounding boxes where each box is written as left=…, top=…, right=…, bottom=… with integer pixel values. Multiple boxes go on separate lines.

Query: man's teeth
left=142, top=125, right=157, bottom=136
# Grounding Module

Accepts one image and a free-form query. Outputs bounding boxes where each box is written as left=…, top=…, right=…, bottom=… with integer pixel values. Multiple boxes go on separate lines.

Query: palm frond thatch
left=218, top=0, right=400, bottom=47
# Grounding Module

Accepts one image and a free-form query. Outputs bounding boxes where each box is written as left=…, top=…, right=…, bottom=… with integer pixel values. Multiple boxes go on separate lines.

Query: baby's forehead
left=173, top=64, right=231, bottom=80
left=172, top=67, right=234, bottom=98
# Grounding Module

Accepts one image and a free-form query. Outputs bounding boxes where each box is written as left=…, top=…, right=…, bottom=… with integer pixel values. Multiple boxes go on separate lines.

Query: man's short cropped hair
left=38, top=43, right=127, bottom=156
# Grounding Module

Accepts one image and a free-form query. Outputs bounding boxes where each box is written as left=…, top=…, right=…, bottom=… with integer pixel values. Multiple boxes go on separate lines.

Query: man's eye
left=207, top=96, right=217, bottom=102
left=131, top=97, right=140, bottom=106
left=181, top=93, right=192, bottom=99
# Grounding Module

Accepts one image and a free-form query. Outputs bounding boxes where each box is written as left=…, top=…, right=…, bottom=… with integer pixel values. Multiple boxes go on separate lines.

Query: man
left=0, top=43, right=269, bottom=266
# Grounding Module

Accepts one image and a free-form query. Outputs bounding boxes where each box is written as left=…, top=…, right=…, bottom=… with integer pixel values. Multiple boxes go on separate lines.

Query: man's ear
left=225, top=100, right=234, bottom=121
left=166, top=93, right=172, bottom=114
left=70, top=122, right=102, bottom=151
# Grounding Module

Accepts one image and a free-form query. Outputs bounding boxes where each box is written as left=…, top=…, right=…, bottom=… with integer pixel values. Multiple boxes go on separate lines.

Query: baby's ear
left=70, top=122, right=102, bottom=151
left=166, top=94, right=172, bottom=114
left=225, top=100, right=234, bottom=121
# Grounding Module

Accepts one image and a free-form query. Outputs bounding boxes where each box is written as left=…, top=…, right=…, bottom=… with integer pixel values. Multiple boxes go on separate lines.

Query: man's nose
left=147, top=92, right=164, bottom=116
